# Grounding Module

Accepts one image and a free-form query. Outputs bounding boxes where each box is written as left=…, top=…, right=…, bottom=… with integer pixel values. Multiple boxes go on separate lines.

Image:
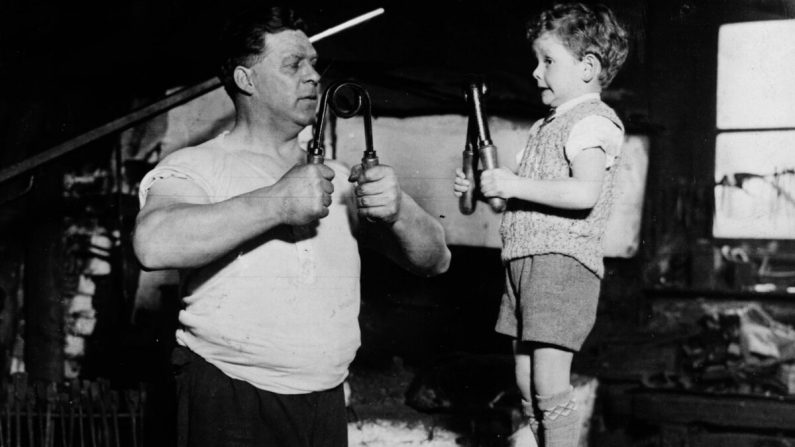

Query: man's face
left=531, top=32, right=588, bottom=108
left=248, top=30, right=320, bottom=128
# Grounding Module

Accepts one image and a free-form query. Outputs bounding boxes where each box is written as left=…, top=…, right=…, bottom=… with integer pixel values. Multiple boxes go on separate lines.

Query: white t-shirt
left=139, top=132, right=361, bottom=394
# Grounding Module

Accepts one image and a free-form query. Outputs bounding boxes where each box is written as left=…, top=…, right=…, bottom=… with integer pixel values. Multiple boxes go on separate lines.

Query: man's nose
left=305, top=63, right=321, bottom=85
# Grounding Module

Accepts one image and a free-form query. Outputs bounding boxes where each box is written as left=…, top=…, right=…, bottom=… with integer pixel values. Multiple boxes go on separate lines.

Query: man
left=132, top=6, right=450, bottom=447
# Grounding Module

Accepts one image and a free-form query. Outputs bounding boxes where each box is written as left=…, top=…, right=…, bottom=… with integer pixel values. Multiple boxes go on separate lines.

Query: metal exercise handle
left=307, top=81, right=378, bottom=170
left=459, top=116, right=477, bottom=215
left=466, top=81, right=506, bottom=213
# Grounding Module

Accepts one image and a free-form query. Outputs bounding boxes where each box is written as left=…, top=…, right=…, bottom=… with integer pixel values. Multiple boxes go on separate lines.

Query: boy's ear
left=582, top=53, right=602, bottom=84
left=233, top=66, right=256, bottom=95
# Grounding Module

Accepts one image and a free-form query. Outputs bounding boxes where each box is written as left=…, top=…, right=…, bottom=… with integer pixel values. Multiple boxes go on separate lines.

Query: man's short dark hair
left=218, top=6, right=308, bottom=97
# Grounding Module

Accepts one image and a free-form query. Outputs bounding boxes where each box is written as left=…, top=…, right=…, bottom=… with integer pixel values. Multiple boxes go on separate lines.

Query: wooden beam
left=632, top=390, right=795, bottom=430
left=0, top=78, right=221, bottom=185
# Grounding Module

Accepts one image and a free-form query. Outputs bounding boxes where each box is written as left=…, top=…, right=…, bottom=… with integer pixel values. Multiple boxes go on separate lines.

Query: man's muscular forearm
left=133, top=188, right=287, bottom=270
left=390, top=192, right=451, bottom=276
left=361, top=191, right=450, bottom=277
left=134, top=163, right=335, bottom=270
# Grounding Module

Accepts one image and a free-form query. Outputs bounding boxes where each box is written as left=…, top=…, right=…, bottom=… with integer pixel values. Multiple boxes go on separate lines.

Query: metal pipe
left=309, top=8, right=385, bottom=43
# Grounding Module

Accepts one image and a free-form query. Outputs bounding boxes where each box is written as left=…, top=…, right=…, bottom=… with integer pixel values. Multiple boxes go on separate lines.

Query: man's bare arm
left=349, top=164, right=450, bottom=277
left=133, top=163, right=335, bottom=270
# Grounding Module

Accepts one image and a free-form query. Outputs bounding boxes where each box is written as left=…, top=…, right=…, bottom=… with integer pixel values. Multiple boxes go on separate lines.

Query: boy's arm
left=480, top=115, right=622, bottom=210
left=480, top=148, right=607, bottom=210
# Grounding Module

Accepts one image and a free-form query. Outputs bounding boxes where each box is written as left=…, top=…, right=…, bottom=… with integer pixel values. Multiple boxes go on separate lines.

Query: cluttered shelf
left=589, top=294, right=795, bottom=445
left=587, top=291, right=795, bottom=396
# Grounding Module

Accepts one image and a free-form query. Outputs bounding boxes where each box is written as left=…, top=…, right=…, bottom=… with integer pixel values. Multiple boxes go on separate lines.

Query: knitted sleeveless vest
left=499, top=100, right=623, bottom=278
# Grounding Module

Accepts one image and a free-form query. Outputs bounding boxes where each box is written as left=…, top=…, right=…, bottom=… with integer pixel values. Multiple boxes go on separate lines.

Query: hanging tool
left=109, top=390, right=120, bottom=447
left=76, top=392, right=84, bottom=447
left=137, top=385, right=146, bottom=447
left=82, top=381, right=95, bottom=447
left=307, top=80, right=379, bottom=170
left=0, top=381, right=7, bottom=447
left=463, top=80, right=506, bottom=213
left=69, top=380, right=80, bottom=447
left=96, top=381, right=111, bottom=447
left=44, top=383, right=56, bottom=447
left=58, top=392, right=69, bottom=447
left=13, top=374, right=22, bottom=447
left=24, top=385, right=33, bottom=447
left=124, top=390, right=138, bottom=447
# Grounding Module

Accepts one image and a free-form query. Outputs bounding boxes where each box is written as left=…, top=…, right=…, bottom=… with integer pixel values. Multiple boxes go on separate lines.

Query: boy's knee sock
left=537, top=386, right=579, bottom=447
left=521, top=398, right=540, bottom=441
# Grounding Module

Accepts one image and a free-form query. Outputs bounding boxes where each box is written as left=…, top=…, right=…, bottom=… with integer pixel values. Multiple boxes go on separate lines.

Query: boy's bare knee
left=532, top=347, right=573, bottom=395
left=514, top=353, right=532, bottom=398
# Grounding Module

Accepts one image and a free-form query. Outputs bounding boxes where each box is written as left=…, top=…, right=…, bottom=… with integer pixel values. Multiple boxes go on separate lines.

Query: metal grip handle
left=307, top=153, right=325, bottom=164
left=361, top=154, right=379, bottom=170
left=478, top=144, right=506, bottom=212
left=308, top=80, right=378, bottom=171
left=466, top=81, right=506, bottom=213
left=307, top=82, right=334, bottom=164
left=459, top=148, right=476, bottom=215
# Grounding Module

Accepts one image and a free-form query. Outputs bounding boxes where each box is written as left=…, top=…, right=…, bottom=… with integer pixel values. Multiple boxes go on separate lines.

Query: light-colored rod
left=309, top=8, right=385, bottom=42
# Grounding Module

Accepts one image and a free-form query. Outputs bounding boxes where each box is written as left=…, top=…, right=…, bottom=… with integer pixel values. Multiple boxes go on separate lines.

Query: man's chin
left=293, top=108, right=317, bottom=126
left=300, top=115, right=316, bottom=128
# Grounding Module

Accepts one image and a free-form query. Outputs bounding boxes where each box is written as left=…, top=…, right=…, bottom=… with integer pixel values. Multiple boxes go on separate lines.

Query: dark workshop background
left=1, top=1, right=795, bottom=446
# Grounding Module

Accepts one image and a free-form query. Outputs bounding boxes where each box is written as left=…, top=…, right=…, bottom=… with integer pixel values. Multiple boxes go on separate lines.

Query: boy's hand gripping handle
left=459, top=116, right=478, bottom=215
left=466, top=81, right=506, bottom=213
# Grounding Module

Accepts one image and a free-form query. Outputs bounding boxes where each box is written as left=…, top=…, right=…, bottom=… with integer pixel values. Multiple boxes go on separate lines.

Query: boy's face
left=531, top=32, right=591, bottom=108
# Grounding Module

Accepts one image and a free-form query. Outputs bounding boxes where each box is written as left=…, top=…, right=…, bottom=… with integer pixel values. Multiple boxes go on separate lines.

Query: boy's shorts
left=495, top=253, right=600, bottom=352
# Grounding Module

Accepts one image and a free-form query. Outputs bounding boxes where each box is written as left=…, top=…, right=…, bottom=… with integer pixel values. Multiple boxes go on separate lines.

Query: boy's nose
left=532, top=65, right=542, bottom=81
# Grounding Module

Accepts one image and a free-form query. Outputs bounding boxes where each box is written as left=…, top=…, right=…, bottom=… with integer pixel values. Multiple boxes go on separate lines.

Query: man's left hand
left=348, top=164, right=402, bottom=224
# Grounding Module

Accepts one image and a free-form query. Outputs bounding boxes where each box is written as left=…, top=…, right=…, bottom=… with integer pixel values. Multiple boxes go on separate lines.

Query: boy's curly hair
left=526, top=2, right=629, bottom=87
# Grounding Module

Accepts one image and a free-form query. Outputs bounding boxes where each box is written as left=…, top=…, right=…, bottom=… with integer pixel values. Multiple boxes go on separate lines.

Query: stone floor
left=345, top=356, right=597, bottom=447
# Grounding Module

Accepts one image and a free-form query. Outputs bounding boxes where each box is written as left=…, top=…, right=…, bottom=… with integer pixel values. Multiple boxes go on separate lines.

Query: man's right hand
left=270, top=163, right=335, bottom=225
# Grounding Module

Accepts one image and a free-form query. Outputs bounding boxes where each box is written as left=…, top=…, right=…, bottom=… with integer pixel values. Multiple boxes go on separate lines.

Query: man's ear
left=582, top=53, right=602, bottom=84
left=233, top=66, right=255, bottom=95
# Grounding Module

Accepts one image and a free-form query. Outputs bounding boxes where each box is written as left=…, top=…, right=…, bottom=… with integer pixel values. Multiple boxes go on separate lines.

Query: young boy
left=454, top=3, right=629, bottom=446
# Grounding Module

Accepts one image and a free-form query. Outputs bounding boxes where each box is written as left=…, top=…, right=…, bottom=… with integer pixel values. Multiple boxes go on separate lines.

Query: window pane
left=717, top=20, right=795, bottom=130
left=714, top=131, right=795, bottom=239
